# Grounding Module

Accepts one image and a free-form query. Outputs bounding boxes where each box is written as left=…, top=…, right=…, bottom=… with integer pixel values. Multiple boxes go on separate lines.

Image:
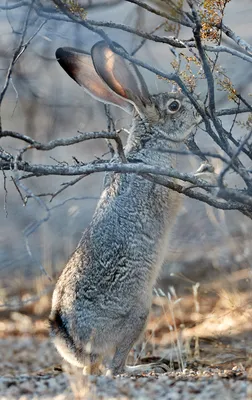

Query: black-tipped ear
left=55, top=47, right=133, bottom=113
left=56, top=47, right=81, bottom=84
left=91, top=41, right=151, bottom=110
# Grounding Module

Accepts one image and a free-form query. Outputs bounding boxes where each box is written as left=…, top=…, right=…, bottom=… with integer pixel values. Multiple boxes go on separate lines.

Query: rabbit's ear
left=91, top=41, right=151, bottom=113
left=55, top=47, right=133, bottom=113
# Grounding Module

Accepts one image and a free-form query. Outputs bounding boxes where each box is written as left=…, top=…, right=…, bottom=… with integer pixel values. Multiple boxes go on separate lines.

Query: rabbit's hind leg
left=83, top=353, right=103, bottom=375
left=110, top=307, right=169, bottom=376
left=110, top=307, right=149, bottom=375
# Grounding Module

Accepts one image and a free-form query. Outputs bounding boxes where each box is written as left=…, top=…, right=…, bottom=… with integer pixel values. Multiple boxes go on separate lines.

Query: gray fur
left=50, top=42, right=200, bottom=375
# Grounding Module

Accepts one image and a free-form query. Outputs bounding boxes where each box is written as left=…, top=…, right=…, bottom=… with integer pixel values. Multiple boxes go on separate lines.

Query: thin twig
left=220, top=22, right=252, bottom=55
left=125, top=0, right=193, bottom=27
left=0, top=0, right=35, bottom=104
left=131, top=22, right=165, bottom=56
left=218, top=129, right=252, bottom=188
left=2, top=169, right=8, bottom=217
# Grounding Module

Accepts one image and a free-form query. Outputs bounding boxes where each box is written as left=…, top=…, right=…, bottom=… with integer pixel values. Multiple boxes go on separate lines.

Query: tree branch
left=220, top=22, right=252, bottom=55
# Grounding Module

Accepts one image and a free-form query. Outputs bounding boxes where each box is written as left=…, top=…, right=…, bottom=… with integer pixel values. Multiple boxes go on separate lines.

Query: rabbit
left=49, top=40, right=202, bottom=375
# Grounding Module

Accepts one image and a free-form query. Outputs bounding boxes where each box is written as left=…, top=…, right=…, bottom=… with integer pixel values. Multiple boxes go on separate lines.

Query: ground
left=1, top=270, right=252, bottom=399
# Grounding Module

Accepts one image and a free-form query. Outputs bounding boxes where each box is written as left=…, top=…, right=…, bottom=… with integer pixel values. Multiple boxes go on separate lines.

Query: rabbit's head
left=55, top=41, right=201, bottom=144
left=131, top=91, right=202, bottom=145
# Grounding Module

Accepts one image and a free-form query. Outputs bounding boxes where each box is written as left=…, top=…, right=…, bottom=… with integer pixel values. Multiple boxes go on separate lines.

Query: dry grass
left=1, top=267, right=252, bottom=365
left=1, top=266, right=252, bottom=398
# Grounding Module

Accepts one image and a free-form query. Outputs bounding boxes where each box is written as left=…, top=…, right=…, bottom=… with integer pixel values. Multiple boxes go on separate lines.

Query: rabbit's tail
left=49, top=309, right=70, bottom=341
left=49, top=310, right=103, bottom=370
left=49, top=309, right=75, bottom=348
left=49, top=309, right=84, bottom=367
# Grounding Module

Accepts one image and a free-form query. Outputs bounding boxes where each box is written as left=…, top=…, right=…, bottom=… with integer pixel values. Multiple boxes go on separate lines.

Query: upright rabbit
left=49, top=41, right=201, bottom=375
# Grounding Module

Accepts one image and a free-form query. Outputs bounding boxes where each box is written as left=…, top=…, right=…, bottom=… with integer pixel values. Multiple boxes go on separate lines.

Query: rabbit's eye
left=167, top=99, right=181, bottom=113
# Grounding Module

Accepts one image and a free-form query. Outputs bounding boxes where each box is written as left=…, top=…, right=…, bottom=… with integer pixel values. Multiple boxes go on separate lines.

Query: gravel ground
left=1, top=287, right=252, bottom=399
left=0, top=335, right=251, bottom=400
left=1, top=366, right=250, bottom=400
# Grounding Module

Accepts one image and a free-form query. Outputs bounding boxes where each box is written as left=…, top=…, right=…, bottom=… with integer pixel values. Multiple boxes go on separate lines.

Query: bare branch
left=1, top=157, right=252, bottom=212
left=216, top=107, right=251, bottom=117
left=0, top=0, right=34, bottom=106
left=125, top=0, right=193, bottom=27
left=1, top=0, right=252, bottom=223
left=142, top=173, right=252, bottom=219
left=131, top=22, right=166, bottom=56
left=184, top=132, right=208, bottom=163
left=2, top=169, right=8, bottom=217
left=1, top=129, right=127, bottom=162
left=49, top=175, right=90, bottom=202
left=1, top=130, right=36, bottom=144
left=0, top=1, right=30, bottom=10
left=188, top=0, right=252, bottom=190
left=220, top=22, right=252, bottom=55
left=203, top=44, right=252, bottom=64
left=218, top=129, right=252, bottom=188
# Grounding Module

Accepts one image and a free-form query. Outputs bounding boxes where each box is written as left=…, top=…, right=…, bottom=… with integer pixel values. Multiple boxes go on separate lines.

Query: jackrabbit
left=49, top=41, right=201, bottom=375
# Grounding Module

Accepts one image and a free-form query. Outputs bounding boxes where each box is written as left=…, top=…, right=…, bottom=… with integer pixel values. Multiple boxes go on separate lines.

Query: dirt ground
left=0, top=340, right=250, bottom=400
left=1, top=271, right=252, bottom=400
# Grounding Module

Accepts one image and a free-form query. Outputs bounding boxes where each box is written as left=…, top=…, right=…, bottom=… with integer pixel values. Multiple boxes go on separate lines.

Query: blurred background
left=0, top=0, right=252, bottom=311
left=1, top=3, right=252, bottom=397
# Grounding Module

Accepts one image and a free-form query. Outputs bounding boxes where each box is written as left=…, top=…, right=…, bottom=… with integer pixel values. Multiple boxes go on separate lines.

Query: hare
left=49, top=41, right=201, bottom=375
